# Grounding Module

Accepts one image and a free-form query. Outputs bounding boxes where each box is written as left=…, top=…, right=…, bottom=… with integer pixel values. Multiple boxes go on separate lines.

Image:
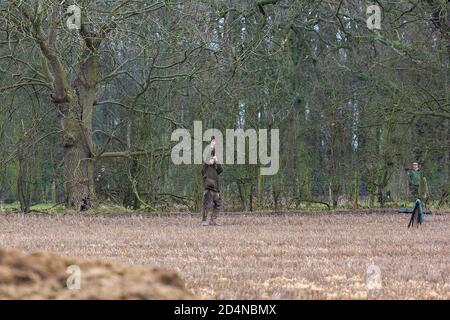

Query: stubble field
left=0, top=210, right=449, bottom=299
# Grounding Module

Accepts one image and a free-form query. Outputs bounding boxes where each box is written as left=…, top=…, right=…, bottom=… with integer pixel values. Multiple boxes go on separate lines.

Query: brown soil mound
left=0, top=247, right=194, bottom=299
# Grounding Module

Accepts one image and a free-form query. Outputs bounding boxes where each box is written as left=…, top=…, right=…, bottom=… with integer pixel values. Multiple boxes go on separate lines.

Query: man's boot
left=210, top=207, right=220, bottom=226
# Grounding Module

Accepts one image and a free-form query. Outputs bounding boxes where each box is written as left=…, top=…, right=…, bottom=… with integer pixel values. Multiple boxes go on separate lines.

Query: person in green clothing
left=406, top=162, right=428, bottom=228
left=407, top=162, right=428, bottom=200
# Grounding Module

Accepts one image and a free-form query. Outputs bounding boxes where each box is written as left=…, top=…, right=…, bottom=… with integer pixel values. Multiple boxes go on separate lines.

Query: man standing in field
left=201, top=137, right=223, bottom=226
left=95, top=165, right=109, bottom=201
left=406, top=162, right=428, bottom=228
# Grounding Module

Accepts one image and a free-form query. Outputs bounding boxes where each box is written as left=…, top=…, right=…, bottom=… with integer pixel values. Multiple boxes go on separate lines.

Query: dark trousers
left=202, top=190, right=221, bottom=221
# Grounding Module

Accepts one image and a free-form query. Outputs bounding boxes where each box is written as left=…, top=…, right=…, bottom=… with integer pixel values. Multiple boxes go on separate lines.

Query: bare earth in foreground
left=0, top=247, right=193, bottom=299
left=0, top=210, right=449, bottom=299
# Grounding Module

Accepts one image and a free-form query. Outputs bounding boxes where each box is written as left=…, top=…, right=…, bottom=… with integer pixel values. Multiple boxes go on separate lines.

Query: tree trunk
left=17, top=136, right=31, bottom=213
left=353, top=170, right=360, bottom=208
left=63, top=117, right=95, bottom=211
left=123, top=158, right=141, bottom=210
left=237, top=182, right=246, bottom=211
left=258, top=174, right=265, bottom=209
left=330, top=180, right=339, bottom=209
left=60, top=84, right=96, bottom=211
left=249, top=184, right=253, bottom=212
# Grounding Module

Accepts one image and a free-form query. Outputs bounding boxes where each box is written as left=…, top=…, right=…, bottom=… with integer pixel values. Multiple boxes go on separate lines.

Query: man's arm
left=216, top=163, right=223, bottom=175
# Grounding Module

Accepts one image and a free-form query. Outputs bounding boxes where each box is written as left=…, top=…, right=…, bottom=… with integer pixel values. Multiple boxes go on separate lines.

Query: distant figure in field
left=201, top=137, right=223, bottom=226
left=96, top=165, right=109, bottom=201
left=406, top=162, right=428, bottom=228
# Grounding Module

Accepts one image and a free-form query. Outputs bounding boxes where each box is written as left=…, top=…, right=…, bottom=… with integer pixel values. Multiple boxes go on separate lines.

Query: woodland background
left=0, top=0, right=448, bottom=212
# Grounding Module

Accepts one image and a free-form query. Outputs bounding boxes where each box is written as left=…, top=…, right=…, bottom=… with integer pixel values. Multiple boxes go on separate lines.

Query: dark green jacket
left=408, top=170, right=420, bottom=186
left=408, top=169, right=428, bottom=199
left=201, top=163, right=223, bottom=192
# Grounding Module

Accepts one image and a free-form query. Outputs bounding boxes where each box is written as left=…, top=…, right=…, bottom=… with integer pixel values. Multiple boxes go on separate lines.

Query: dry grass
left=0, top=210, right=449, bottom=299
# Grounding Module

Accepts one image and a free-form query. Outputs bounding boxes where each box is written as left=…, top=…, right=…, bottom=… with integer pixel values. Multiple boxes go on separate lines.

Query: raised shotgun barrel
left=210, top=136, right=216, bottom=159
